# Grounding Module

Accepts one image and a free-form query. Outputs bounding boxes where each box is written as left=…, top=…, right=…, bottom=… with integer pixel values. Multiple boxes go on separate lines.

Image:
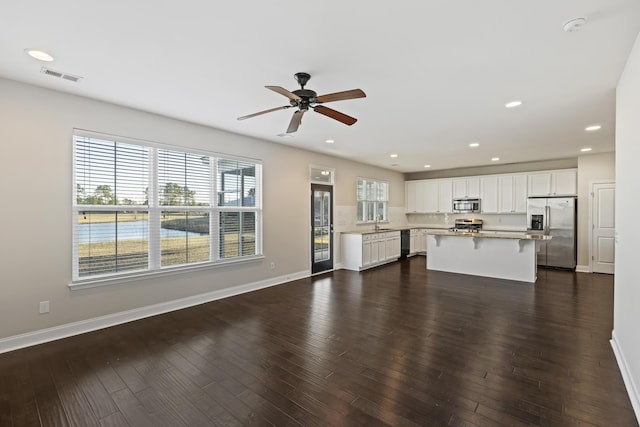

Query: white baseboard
left=611, top=330, right=640, bottom=423
left=0, top=270, right=310, bottom=355
left=575, top=264, right=591, bottom=273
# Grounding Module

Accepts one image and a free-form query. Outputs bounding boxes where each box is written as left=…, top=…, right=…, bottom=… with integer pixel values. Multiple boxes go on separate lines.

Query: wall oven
left=453, top=198, right=481, bottom=213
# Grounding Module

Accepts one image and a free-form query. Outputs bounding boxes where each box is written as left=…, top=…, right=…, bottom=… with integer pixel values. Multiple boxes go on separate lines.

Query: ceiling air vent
left=40, top=67, right=83, bottom=83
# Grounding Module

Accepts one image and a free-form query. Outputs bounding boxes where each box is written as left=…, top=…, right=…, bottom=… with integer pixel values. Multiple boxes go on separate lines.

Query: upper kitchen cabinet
left=406, top=179, right=453, bottom=213
left=528, top=169, right=577, bottom=197
left=437, top=179, right=453, bottom=213
left=452, top=177, right=480, bottom=199
left=480, top=176, right=499, bottom=213
left=498, top=174, right=527, bottom=213
left=406, top=180, right=427, bottom=213
left=421, top=179, right=453, bottom=213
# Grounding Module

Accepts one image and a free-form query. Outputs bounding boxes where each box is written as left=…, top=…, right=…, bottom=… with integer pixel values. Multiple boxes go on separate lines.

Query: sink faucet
left=374, top=215, right=381, bottom=232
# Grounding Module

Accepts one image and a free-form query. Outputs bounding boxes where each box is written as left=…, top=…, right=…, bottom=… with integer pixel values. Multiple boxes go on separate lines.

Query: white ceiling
left=2, top=1, right=640, bottom=172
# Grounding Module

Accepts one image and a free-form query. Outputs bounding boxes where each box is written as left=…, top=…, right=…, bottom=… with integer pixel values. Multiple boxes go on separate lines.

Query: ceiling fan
left=237, top=72, right=366, bottom=133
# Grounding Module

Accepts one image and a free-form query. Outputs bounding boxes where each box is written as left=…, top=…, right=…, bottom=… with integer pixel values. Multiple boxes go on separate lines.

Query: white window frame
left=356, top=177, right=389, bottom=224
left=71, top=130, right=263, bottom=288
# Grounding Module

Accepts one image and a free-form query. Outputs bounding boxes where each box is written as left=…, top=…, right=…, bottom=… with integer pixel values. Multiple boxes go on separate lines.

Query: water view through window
left=73, top=134, right=262, bottom=281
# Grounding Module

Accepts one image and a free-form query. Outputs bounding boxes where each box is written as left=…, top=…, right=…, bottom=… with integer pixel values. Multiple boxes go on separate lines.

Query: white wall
left=613, top=32, right=640, bottom=420
left=0, top=78, right=405, bottom=342
left=576, top=152, right=616, bottom=270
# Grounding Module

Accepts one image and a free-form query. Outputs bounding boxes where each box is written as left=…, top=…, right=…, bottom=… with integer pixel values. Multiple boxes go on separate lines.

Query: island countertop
left=424, top=230, right=552, bottom=241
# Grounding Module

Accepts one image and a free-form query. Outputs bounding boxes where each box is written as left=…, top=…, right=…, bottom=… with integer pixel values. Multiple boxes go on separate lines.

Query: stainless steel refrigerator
left=526, top=197, right=577, bottom=269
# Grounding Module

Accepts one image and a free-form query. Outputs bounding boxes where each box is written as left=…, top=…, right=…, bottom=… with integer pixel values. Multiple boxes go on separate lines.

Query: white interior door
left=592, top=182, right=615, bottom=274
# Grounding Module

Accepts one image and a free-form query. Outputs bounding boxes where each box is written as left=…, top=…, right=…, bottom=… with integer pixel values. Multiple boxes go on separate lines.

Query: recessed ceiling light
left=469, top=142, right=480, bottom=148
left=491, top=157, right=500, bottom=162
left=423, top=164, right=431, bottom=168
left=585, top=125, right=602, bottom=132
left=25, top=48, right=54, bottom=62
left=505, top=101, right=522, bottom=108
left=390, top=154, right=398, bottom=158
left=580, top=147, right=592, bottom=152
left=325, top=139, right=335, bottom=144
left=391, top=163, right=398, bottom=167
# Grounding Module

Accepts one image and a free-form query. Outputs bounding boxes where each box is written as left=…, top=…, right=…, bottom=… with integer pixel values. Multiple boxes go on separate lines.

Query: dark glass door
left=311, top=184, right=333, bottom=274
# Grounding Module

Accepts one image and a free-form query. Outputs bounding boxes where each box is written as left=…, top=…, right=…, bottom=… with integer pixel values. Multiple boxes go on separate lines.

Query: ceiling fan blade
left=315, top=89, right=366, bottom=103
left=266, top=86, right=301, bottom=101
left=313, top=105, right=357, bottom=126
left=286, top=110, right=305, bottom=133
left=237, top=105, right=290, bottom=121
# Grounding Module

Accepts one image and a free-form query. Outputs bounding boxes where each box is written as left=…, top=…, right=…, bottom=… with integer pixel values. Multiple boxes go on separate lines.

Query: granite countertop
left=340, top=225, right=527, bottom=235
left=424, top=230, right=552, bottom=240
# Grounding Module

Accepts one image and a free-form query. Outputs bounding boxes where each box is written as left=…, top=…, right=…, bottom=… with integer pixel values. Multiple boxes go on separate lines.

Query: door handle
left=545, top=205, right=550, bottom=234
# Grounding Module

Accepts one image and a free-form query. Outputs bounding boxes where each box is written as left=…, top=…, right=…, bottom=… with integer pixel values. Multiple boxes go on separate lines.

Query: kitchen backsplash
left=334, top=206, right=526, bottom=232
left=334, top=206, right=408, bottom=232
left=406, top=212, right=527, bottom=230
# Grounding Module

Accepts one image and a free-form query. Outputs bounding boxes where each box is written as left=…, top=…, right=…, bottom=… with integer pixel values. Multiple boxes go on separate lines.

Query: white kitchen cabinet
left=407, top=179, right=453, bottom=214
left=341, top=231, right=402, bottom=271
left=422, top=179, right=453, bottom=213
left=498, top=174, right=527, bottom=213
left=385, top=231, right=401, bottom=260
left=409, top=229, right=419, bottom=255
left=528, top=169, right=577, bottom=197
left=552, top=170, right=577, bottom=196
left=411, top=229, right=428, bottom=254
left=418, top=229, right=429, bottom=253
left=438, top=179, right=453, bottom=213
left=406, top=180, right=428, bottom=213
left=423, top=180, right=439, bottom=212
left=480, top=176, right=499, bottom=213
left=453, top=177, right=480, bottom=199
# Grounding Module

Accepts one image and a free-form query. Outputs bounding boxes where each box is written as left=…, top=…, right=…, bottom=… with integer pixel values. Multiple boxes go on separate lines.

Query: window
left=356, top=178, right=388, bottom=223
left=73, top=133, right=262, bottom=282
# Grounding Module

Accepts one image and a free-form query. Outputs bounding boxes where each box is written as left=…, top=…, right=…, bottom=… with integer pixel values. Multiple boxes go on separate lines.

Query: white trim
left=611, top=331, right=640, bottom=423
left=309, top=164, right=335, bottom=185
left=575, top=265, right=591, bottom=273
left=1, top=269, right=309, bottom=355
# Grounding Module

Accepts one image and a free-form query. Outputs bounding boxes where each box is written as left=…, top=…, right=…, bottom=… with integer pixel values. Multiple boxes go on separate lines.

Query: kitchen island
left=425, top=231, right=551, bottom=283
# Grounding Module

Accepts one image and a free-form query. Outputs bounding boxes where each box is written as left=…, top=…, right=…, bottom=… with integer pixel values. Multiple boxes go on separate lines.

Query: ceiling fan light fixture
left=239, top=73, right=366, bottom=133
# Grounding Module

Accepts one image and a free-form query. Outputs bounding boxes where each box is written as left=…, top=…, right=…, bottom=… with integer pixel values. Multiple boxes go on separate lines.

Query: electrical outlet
left=39, top=301, right=50, bottom=314
left=270, top=262, right=275, bottom=270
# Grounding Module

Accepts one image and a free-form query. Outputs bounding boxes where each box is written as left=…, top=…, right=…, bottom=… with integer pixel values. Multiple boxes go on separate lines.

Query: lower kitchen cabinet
left=341, top=231, right=401, bottom=271
left=410, top=229, right=427, bottom=255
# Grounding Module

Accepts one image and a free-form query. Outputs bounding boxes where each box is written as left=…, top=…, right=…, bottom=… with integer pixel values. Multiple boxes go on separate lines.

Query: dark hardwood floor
left=0, top=257, right=637, bottom=426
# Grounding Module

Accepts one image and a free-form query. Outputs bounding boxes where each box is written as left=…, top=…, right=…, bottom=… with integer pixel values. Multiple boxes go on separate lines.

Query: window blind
left=73, top=133, right=262, bottom=282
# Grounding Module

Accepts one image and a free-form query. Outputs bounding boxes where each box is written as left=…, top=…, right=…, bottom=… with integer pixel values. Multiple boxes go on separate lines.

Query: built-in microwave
left=453, top=198, right=481, bottom=213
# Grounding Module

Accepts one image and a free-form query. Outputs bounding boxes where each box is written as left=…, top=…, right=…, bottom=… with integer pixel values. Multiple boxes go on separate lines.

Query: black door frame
left=311, top=183, right=334, bottom=274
